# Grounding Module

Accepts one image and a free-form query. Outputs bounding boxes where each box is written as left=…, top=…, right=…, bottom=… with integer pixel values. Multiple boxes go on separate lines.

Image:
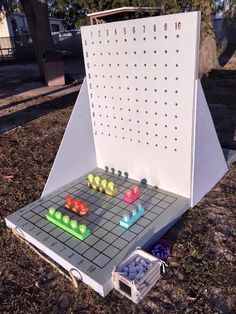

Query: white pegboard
left=81, top=12, right=200, bottom=198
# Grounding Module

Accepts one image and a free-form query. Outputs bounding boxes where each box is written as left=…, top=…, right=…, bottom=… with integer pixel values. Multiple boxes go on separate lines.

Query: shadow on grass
left=0, top=82, right=79, bottom=112
left=0, top=90, right=78, bottom=133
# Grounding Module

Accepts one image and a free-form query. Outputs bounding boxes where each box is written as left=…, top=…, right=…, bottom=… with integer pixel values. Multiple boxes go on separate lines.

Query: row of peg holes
left=92, top=108, right=178, bottom=119
left=94, top=93, right=179, bottom=102
left=89, top=74, right=178, bottom=82
left=93, top=112, right=179, bottom=129
left=94, top=131, right=178, bottom=152
left=89, top=74, right=178, bottom=80
left=89, top=74, right=179, bottom=83
left=88, top=73, right=179, bottom=81
left=90, top=86, right=179, bottom=94
left=92, top=102, right=178, bottom=107
left=95, top=88, right=179, bottom=95
left=95, top=120, right=178, bottom=130
left=96, top=123, right=179, bottom=133
left=86, top=34, right=180, bottom=46
left=91, top=63, right=179, bottom=68
left=86, top=49, right=179, bottom=57
left=93, top=86, right=179, bottom=94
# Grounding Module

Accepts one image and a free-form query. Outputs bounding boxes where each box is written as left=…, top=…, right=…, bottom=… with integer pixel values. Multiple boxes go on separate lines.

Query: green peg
left=55, top=211, right=62, bottom=220
left=63, top=215, right=70, bottom=224
left=49, top=207, right=56, bottom=215
left=70, top=220, right=78, bottom=229
left=79, top=224, right=87, bottom=233
left=46, top=209, right=91, bottom=240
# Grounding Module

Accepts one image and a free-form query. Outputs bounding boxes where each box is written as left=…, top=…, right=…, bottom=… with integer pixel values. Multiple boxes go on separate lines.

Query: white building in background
left=0, top=11, right=63, bottom=38
left=0, top=11, right=63, bottom=57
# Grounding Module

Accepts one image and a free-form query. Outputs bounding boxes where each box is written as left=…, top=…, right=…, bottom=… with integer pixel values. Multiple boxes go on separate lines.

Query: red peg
left=123, top=186, right=140, bottom=203
left=72, top=199, right=81, bottom=213
left=64, top=196, right=89, bottom=216
left=79, top=202, right=88, bottom=216
left=132, top=186, right=140, bottom=199
left=65, top=195, right=73, bottom=209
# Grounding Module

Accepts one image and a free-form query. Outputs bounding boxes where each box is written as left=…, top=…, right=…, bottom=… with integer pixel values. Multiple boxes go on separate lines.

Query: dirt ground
left=0, top=54, right=236, bottom=313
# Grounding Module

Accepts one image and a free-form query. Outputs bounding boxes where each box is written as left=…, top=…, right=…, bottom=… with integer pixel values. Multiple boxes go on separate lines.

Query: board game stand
left=5, top=11, right=228, bottom=297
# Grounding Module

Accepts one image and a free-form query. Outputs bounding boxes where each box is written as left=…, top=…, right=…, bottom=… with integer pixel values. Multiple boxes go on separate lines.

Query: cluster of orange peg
left=64, top=195, right=88, bottom=216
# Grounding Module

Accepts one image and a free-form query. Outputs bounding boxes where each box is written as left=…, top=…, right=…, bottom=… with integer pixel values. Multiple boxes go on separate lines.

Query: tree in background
left=49, top=0, right=164, bottom=29
left=1, top=0, right=235, bottom=77
left=162, top=0, right=220, bottom=75
left=194, top=0, right=221, bottom=76
left=164, top=0, right=235, bottom=74
left=78, top=0, right=163, bottom=12
left=49, top=0, right=223, bottom=75
left=0, top=0, right=54, bottom=80
left=20, top=0, right=54, bottom=79
left=49, top=0, right=86, bottom=29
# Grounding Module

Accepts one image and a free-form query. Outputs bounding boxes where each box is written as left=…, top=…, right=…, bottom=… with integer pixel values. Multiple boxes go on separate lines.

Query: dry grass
left=0, top=68, right=236, bottom=313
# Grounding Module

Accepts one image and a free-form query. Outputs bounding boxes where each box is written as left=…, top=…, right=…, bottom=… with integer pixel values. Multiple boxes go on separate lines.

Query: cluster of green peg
left=46, top=207, right=91, bottom=240
left=87, top=174, right=118, bottom=196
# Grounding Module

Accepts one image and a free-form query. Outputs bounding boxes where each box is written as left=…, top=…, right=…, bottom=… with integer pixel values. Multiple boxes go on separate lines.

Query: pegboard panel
left=81, top=12, right=200, bottom=198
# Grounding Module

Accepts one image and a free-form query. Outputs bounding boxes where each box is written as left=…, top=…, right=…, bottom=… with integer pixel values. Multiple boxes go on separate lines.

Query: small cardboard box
left=113, top=249, right=166, bottom=303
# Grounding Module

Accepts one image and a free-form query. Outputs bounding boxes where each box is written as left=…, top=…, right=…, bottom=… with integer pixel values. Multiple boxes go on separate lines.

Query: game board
left=5, top=11, right=228, bottom=298
left=5, top=168, right=188, bottom=296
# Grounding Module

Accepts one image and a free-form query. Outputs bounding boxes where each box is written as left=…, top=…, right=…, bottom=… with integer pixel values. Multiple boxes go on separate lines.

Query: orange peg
left=79, top=202, right=88, bottom=216
left=65, top=195, right=73, bottom=209
left=72, top=199, right=81, bottom=213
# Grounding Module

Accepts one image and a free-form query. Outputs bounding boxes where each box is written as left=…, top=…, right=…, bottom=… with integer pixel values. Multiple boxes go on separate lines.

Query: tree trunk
left=198, top=2, right=220, bottom=77
left=20, top=0, right=54, bottom=80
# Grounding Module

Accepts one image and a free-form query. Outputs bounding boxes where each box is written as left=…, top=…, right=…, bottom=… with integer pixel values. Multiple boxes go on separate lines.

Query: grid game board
left=6, top=168, right=189, bottom=296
